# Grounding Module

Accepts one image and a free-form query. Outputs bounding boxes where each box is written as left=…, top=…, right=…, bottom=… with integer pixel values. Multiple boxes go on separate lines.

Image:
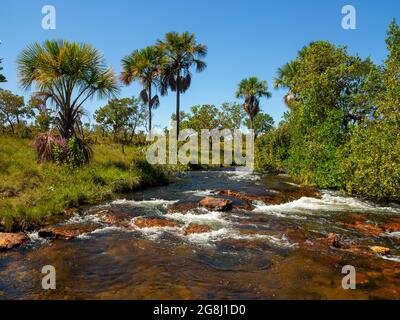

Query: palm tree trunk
left=148, top=85, right=152, bottom=132
left=176, top=70, right=181, bottom=141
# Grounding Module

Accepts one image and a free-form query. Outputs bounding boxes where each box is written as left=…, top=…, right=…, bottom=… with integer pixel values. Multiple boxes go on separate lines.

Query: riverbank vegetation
left=0, top=135, right=167, bottom=232
left=255, top=20, right=400, bottom=202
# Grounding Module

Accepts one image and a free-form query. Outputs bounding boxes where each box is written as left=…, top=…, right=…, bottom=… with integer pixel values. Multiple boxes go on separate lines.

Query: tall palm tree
left=274, top=61, right=298, bottom=107
left=17, top=40, right=119, bottom=139
left=121, top=45, right=165, bottom=131
left=236, top=77, right=271, bottom=130
left=157, top=32, right=207, bottom=139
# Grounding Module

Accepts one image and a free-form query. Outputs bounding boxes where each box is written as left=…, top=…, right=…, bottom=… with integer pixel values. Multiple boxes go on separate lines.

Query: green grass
left=0, top=135, right=169, bottom=232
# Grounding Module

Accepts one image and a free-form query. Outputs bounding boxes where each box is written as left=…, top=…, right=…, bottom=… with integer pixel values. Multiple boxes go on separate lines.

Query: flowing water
left=1, top=169, right=400, bottom=300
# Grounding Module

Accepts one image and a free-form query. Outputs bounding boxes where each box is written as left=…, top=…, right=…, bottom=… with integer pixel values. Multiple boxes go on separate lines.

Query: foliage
left=94, top=97, right=147, bottom=153
left=0, top=135, right=168, bottom=231
left=158, top=32, right=207, bottom=138
left=256, top=20, right=400, bottom=200
left=121, top=46, right=166, bottom=131
left=340, top=121, right=400, bottom=201
left=0, top=58, right=6, bottom=83
left=236, top=77, right=272, bottom=129
left=0, top=90, right=32, bottom=134
left=244, top=112, right=274, bottom=137
left=17, top=40, right=119, bottom=140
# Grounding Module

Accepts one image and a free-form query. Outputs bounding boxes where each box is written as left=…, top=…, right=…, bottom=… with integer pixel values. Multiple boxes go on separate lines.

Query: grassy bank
left=0, top=135, right=168, bottom=232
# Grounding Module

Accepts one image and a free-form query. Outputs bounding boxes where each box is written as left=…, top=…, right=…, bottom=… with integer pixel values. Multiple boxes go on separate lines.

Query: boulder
left=184, top=224, right=212, bottom=235
left=38, top=222, right=102, bottom=239
left=134, top=217, right=178, bottom=229
left=369, top=246, right=391, bottom=255
left=383, top=222, right=400, bottom=233
left=0, top=233, right=28, bottom=251
left=199, top=197, right=232, bottom=211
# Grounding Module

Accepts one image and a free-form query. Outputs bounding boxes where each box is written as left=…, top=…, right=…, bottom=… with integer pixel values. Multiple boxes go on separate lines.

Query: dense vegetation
left=256, top=20, right=400, bottom=202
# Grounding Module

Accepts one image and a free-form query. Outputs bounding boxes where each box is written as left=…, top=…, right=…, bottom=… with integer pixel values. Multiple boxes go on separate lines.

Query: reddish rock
left=184, top=224, right=212, bottom=235
left=369, top=246, right=391, bottom=255
left=217, top=187, right=320, bottom=206
left=168, top=203, right=198, bottom=214
left=383, top=222, right=400, bottom=233
left=98, top=211, right=131, bottom=226
left=327, top=233, right=341, bottom=248
left=38, top=222, right=102, bottom=239
left=0, top=233, right=28, bottom=251
left=199, top=197, right=232, bottom=211
left=343, top=221, right=383, bottom=237
left=134, top=217, right=178, bottom=229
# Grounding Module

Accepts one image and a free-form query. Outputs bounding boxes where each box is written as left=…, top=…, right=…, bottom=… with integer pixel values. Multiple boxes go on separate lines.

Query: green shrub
left=340, top=121, right=400, bottom=201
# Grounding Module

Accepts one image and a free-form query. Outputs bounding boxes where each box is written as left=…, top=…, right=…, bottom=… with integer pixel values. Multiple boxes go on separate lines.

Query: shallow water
left=1, top=168, right=400, bottom=300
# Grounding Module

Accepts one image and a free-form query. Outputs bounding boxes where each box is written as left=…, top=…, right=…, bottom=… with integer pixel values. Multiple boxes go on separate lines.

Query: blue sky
left=1, top=0, right=399, bottom=129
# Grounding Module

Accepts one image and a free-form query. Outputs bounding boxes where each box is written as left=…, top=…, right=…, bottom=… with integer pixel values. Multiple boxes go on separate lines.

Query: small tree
left=0, top=58, right=6, bottom=84
left=94, top=97, right=147, bottom=153
left=244, top=112, right=274, bottom=137
left=0, top=90, right=31, bottom=134
left=27, top=95, right=54, bottom=132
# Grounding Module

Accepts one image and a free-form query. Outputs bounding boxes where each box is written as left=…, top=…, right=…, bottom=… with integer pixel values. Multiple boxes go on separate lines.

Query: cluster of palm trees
left=121, top=32, right=207, bottom=139
left=16, top=32, right=208, bottom=142
left=16, top=32, right=273, bottom=151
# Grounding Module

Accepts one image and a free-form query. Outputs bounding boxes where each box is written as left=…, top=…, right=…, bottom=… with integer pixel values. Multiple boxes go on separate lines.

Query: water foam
left=111, top=198, right=179, bottom=208
left=253, top=191, right=400, bottom=215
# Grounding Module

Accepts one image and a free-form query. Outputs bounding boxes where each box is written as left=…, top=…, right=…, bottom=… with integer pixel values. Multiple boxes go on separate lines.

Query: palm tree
left=236, top=77, right=271, bottom=130
left=17, top=40, right=119, bottom=140
left=157, top=32, right=207, bottom=139
left=121, top=45, right=165, bottom=131
left=274, top=61, right=298, bottom=107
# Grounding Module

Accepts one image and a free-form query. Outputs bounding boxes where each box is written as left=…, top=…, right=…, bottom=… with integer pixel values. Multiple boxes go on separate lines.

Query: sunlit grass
left=0, top=136, right=168, bottom=232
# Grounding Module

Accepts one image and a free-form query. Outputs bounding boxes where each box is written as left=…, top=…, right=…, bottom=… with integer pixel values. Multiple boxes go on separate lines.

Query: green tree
left=158, top=32, right=207, bottom=139
left=236, top=77, right=271, bottom=130
left=27, top=95, right=54, bottom=131
left=220, top=102, right=246, bottom=130
left=17, top=40, right=119, bottom=140
left=244, top=112, right=274, bottom=137
left=0, top=58, right=6, bottom=83
left=176, top=104, right=221, bottom=132
left=94, top=97, right=147, bottom=153
left=0, top=90, right=30, bottom=134
left=121, top=46, right=165, bottom=131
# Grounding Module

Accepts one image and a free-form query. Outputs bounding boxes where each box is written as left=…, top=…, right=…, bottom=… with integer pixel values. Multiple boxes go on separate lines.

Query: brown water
left=1, top=169, right=400, bottom=300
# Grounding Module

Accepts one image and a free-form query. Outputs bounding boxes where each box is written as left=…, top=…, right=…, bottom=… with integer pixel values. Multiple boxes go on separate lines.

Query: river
left=1, top=168, right=399, bottom=299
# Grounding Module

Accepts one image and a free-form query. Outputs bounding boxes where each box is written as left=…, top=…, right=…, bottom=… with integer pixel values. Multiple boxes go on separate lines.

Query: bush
left=340, top=121, right=400, bottom=201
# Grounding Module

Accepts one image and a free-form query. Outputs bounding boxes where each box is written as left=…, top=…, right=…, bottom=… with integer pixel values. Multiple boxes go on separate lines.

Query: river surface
left=1, top=169, right=400, bottom=300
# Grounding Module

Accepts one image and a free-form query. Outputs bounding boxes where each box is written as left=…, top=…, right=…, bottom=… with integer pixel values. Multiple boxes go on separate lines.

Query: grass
left=0, top=135, right=169, bottom=232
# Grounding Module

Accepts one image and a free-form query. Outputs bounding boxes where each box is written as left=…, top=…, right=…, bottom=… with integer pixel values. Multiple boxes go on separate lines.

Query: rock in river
left=199, top=197, right=232, bottom=211
left=369, top=246, right=391, bottom=255
left=38, top=222, right=102, bottom=239
left=134, top=217, right=179, bottom=229
left=0, top=232, right=28, bottom=251
left=184, top=224, right=212, bottom=235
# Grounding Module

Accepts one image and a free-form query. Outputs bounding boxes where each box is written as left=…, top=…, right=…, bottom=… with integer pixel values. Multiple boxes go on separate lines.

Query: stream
left=1, top=168, right=400, bottom=299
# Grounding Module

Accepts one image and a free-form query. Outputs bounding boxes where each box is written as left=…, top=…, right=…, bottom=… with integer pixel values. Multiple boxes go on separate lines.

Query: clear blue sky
left=1, top=0, right=399, bottom=129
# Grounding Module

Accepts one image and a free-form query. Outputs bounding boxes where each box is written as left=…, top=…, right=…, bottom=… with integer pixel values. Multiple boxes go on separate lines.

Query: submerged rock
left=199, top=197, right=232, bottom=211
left=134, top=217, right=178, bottom=229
left=343, top=221, right=384, bottom=237
left=38, top=222, right=102, bottom=239
left=168, top=203, right=198, bottom=214
left=0, top=233, right=28, bottom=251
left=369, top=246, right=391, bottom=255
left=98, top=210, right=131, bottom=227
left=184, top=224, right=212, bottom=235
